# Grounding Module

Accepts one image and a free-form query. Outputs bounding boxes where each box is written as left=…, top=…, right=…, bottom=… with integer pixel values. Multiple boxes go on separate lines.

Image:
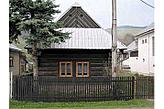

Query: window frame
left=130, top=51, right=138, bottom=57
left=20, top=59, right=26, bottom=73
left=76, top=62, right=89, bottom=78
left=59, top=62, right=73, bottom=77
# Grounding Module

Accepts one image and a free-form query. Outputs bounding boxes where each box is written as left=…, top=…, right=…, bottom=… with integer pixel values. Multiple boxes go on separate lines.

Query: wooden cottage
left=9, top=44, right=27, bottom=75
left=27, top=2, right=126, bottom=77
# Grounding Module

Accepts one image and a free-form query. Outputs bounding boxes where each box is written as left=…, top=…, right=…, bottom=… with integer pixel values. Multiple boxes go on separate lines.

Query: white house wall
left=123, top=56, right=139, bottom=72
left=138, top=35, right=149, bottom=73
left=123, top=31, right=154, bottom=75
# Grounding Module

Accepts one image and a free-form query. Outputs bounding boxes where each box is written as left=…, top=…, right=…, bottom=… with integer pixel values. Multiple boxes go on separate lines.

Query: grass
left=10, top=99, right=154, bottom=109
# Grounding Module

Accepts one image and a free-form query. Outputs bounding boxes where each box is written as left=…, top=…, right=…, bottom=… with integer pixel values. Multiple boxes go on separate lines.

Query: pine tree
left=9, top=0, right=69, bottom=77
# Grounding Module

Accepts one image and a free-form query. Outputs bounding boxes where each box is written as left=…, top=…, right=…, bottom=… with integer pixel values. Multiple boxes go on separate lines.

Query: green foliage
left=9, top=0, right=69, bottom=48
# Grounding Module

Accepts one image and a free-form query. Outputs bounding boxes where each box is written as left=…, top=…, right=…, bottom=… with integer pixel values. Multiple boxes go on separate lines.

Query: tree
left=9, top=0, right=70, bottom=77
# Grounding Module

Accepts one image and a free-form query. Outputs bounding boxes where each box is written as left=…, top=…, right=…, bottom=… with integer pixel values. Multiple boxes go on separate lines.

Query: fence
left=135, top=76, right=154, bottom=99
left=12, top=76, right=135, bottom=101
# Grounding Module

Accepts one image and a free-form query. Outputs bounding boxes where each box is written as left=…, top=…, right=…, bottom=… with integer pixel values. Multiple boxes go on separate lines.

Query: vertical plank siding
left=12, top=76, right=154, bottom=101
left=12, top=76, right=140, bottom=102
left=135, top=76, right=154, bottom=99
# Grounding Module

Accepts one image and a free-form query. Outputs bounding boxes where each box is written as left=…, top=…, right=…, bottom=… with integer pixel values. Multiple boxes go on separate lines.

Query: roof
left=56, top=2, right=101, bottom=28
left=72, top=2, right=81, bottom=7
left=9, top=44, right=22, bottom=51
left=51, top=28, right=126, bottom=49
left=136, top=23, right=154, bottom=37
left=125, top=41, right=138, bottom=52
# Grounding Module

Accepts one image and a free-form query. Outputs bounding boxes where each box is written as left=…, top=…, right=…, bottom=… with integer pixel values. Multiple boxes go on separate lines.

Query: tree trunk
left=32, top=43, right=38, bottom=77
left=32, top=43, right=39, bottom=100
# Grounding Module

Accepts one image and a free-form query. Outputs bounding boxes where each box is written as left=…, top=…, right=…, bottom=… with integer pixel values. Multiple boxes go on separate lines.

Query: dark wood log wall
left=38, top=49, right=112, bottom=77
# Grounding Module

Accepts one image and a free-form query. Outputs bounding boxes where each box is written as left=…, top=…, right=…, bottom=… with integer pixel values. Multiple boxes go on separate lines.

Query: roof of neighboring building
left=9, top=44, right=22, bottom=51
left=136, top=23, right=154, bottom=38
left=125, top=41, right=138, bottom=52
left=51, top=28, right=126, bottom=49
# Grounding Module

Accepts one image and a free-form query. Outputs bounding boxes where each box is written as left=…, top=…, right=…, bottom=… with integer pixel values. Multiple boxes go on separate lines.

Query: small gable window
left=80, top=14, right=83, bottom=17
left=142, top=40, right=144, bottom=44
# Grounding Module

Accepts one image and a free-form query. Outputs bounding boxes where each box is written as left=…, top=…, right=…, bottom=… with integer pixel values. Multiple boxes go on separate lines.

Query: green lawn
left=10, top=99, right=154, bottom=109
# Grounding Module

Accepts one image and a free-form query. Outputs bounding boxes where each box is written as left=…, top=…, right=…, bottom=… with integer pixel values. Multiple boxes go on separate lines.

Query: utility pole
left=112, top=0, right=117, bottom=77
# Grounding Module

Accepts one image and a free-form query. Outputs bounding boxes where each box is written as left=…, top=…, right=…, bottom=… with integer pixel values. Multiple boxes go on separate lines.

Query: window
left=130, top=51, right=138, bottom=57
left=152, top=37, right=155, bottom=56
left=145, top=39, right=147, bottom=43
left=142, top=40, right=144, bottom=44
left=9, top=57, right=14, bottom=67
left=59, top=62, right=72, bottom=77
left=80, top=14, right=83, bottom=17
left=20, top=60, right=26, bottom=73
left=76, top=62, right=89, bottom=77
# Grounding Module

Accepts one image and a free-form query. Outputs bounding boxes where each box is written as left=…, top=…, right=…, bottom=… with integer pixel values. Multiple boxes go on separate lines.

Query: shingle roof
left=51, top=28, right=126, bottom=49
left=9, top=44, right=22, bottom=51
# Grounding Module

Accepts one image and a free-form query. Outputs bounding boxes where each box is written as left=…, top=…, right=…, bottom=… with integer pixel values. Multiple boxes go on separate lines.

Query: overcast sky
left=54, top=0, right=154, bottom=29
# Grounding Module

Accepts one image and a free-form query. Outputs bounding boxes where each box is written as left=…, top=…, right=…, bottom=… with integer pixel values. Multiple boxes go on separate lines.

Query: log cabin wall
left=38, top=49, right=112, bottom=77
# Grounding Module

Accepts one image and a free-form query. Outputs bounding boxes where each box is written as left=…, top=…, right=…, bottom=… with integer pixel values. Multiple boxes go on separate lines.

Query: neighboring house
left=9, top=44, right=27, bottom=75
left=123, top=23, right=154, bottom=76
left=123, top=40, right=139, bottom=71
left=26, top=2, right=126, bottom=77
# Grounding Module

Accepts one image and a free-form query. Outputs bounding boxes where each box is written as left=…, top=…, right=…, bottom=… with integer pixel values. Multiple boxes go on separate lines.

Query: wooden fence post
left=132, top=76, right=135, bottom=99
left=33, top=76, right=39, bottom=101
left=9, top=72, right=13, bottom=99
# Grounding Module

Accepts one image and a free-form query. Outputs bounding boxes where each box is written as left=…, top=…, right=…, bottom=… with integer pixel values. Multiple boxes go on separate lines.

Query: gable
left=57, top=4, right=101, bottom=28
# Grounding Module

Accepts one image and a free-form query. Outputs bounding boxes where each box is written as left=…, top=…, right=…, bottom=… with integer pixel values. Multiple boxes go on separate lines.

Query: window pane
left=78, top=63, right=82, bottom=75
left=67, top=63, right=71, bottom=75
left=61, top=63, right=65, bottom=75
left=84, top=63, right=88, bottom=75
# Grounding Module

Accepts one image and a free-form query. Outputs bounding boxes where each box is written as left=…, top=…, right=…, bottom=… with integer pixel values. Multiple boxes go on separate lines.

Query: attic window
left=80, top=14, right=83, bottom=17
left=145, top=39, right=147, bottom=43
left=69, top=14, right=72, bottom=17
left=142, top=40, right=144, bottom=44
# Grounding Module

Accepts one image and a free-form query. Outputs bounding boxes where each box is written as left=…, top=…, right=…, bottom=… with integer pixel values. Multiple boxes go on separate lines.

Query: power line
left=139, top=0, right=154, bottom=8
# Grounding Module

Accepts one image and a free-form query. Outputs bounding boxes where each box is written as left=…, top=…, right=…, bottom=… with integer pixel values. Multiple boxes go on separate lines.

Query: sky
left=54, top=0, right=154, bottom=29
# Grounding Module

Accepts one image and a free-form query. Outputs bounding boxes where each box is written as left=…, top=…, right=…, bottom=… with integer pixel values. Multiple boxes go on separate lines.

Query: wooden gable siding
left=38, top=49, right=111, bottom=77
left=58, top=7, right=100, bottom=28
